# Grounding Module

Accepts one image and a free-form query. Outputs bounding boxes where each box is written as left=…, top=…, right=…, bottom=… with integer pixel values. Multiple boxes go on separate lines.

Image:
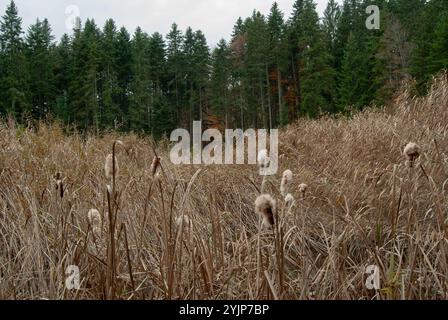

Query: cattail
left=105, top=153, right=119, bottom=179
left=54, top=172, right=62, bottom=181
left=404, top=142, right=420, bottom=168
left=280, top=169, right=293, bottom=196
left=150, top=156, right=161, bottom=176
left=88, top=209, right=102, bottom=226
left=56, top=180, right=64, bottom=199
left=285, top=193, right=295, bottom=209
left=258, top=149, right=270, bottom=169
left=175, top=215, right=192, bottom=230
left=54, top=172, right=64, bottom=199
left=88, top=209, right=102, bottom=239
left=298, top=183, right=308, bottom=197
left=255, top=194, right=276, bottom=228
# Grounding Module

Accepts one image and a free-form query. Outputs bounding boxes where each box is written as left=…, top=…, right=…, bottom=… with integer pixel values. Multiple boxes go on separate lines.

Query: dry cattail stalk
left=298, top=183, right=308, bottom=197
left=105, top=153, right=119, bottom=179
left=280, top=170, right=293, bottom=196
left=255, top=194, right=276, bottom=228
left=404, top=142, right=420, bottom=168
left=150, top=156, right=161, bottom=176
left=285, top=193, right=295, bottom=209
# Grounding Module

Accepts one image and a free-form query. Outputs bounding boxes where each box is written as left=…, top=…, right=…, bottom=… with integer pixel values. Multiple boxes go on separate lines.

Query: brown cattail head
left=105, top=153, right=119, bottom=179
left=54, top=172, right=64, bottom=199
left=255, top=194, right=276, bottom=227
left=280, top=170, right=293, bottom=196
left=404, top=142, right=420, bottom=168
left=56, top=180, right=64, bottom=199
left=150, top=156, right=162, bottom=177
left=298, top=183, right=308, bottom=196
left=54, top=172, right=62, bottom=181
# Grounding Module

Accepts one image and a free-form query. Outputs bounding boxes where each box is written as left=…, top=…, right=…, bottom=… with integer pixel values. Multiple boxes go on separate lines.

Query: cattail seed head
left=257, top=149, right=270, bottom=169
left=404, top=142, right=420, bottom=168
left=298, top=183, right=308, bottom=196
left=150, top=156, right=162, bottom=177
left=175, top=215, right=192, bottom=230
left=88, top=209, right=102, bottom=239
left=53, top=172, right=64, bottom=199
left=280, top=170, right=293, bottom=196
left=255, top=194, right=276, bottom=227
left=88, top=209, right=102, bottom=226
left=105, top=153, right=119, bottom=179
left=285, top=193, right=295, bottom=208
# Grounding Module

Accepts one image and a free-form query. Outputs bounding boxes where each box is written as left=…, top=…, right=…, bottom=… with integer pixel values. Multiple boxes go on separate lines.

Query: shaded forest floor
left=0, top=73, right=447, bottom=300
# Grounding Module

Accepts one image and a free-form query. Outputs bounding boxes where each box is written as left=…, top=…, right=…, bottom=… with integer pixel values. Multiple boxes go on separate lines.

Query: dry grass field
left=0, top=73, right=447, bottom=300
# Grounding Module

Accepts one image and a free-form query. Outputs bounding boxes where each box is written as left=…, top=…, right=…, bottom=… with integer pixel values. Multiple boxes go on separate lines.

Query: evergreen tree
left=25, top=18, right=55, bottom=118
left=429, top=10, right=448, bottom=76
left=244, top=10, right=270, bottom=128
left=53, top=33, right=71, bottom=121
left=268, top=2, right=288, bottom=126
left=210, top=39, right=231, bottom=125
left=290, top=0, right=336, bottom=116
left=0, top=0, right=28, bottom=116
left=100, top=19, right=121, bottom=128
left=166, top=23, right=185, bottom=125
left=128, top=27, right=151, bottom=132
left=69, top=19, right=102, bottom=129
left=115, top=26, right=132, bottom=125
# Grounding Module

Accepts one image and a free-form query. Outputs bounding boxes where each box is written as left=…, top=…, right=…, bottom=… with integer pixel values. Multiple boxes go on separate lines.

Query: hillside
left=0, top=73, right=447, bottom=300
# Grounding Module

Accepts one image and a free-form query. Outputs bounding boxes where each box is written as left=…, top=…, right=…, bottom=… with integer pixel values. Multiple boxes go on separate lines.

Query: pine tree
left=290, top=0, right=336, bottom=116
left=323, top=0, right=341, bottom=61
left=25, top=18, right=55, bottom=119
left=429, top=10, right=448, bottom=76
left=100, top=19, right=121, bottom=128
left=53, top=33, right=71, bottom=122
left=0, top=0, right=28, bottom=116
left=166, top=23, right=185, bottom=125
left=148, top=32, right=172, bottom=135
left=192, top=30, right=210, bottom=122
left=337, top=0, right=384, bottom=110
left=244, top=11, right=270, bottom=128
left=210, top=39, right=231, bottom=125
left=128, top=27, right=151, bottom=132
left=115, top=26, right=132, bottom=125
left=69, top=19, right=102, bottom=130
left=268, top=2, right=287, bottom=126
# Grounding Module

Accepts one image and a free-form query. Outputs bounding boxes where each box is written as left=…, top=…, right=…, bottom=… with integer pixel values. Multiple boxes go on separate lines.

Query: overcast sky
left=4, top=0, right=341, bottom=47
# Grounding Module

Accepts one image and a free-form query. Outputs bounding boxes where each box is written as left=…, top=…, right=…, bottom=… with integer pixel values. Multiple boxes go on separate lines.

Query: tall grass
left=0, top=73, right=447, bottom=300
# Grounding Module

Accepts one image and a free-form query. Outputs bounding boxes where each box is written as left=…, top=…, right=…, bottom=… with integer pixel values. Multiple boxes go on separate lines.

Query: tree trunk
left=266, top=64, right=272, bottom=130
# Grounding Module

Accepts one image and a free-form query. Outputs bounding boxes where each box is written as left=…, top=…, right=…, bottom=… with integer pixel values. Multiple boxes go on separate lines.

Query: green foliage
left=0, top=0, right=446, bottom=136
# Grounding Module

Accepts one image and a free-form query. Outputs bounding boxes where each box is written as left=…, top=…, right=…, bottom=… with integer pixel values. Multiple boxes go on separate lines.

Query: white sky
left=4, top=0, right=342, bottom=47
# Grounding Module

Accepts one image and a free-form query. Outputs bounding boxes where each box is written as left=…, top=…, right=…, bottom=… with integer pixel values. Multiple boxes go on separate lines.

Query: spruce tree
left=0, top=0, right=28, bottom=116
left=100, top=19, right=121, bottom=128
left=128, top=27, right=151, bottom=132
left=210, top=39, right=231, bottom=125
left=25, top=18, right=55, bottom=119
